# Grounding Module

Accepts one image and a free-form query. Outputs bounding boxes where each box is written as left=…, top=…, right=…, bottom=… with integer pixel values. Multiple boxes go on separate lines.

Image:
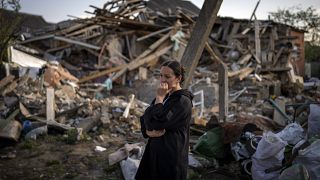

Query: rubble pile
left=0, top=0, right=319, bottom=179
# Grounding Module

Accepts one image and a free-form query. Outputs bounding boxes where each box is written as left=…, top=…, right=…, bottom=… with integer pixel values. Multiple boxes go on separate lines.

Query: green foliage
left=1, top=0, right=21, bottom=11
left=269, top=6, right=320, bottom=45
left=19, top=139, right=38, bottom=149
left=63, top=129, right=79, bottom=144
left=0, top=0, right=21, bottom=63
left=305, top=42, right=320, bottom=62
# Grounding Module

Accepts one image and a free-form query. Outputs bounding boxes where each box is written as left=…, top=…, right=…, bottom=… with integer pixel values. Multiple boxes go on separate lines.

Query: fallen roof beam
left=136, top=26, right=173, bottom=41
left=181, top=0, right=223, bottom=88
left=97, top=16, right=164, bottom=31
left=54, top=36, right=100, bottom=50
left=20, top=35, right=101, bottom=50
left=78, top=64, right=127, bottom=83
left=20, top=34, right=54, bottom=44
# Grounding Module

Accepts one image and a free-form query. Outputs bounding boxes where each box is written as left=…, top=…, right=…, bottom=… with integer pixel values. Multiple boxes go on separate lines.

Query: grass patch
left=19, top=139, right=38, bottom=150
left=63, top=129, right=78, bottom=144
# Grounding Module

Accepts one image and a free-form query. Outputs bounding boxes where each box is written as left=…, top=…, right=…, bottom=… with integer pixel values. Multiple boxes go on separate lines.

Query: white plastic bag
left=277, top=123, right=304, bottom=145
left=251, top=131, right=287, bottom=180
left=120, top=157, right=140, bottom=180
left=25, top=126, right=48, bottom=140
left=295, top=140, right=320, bottom=180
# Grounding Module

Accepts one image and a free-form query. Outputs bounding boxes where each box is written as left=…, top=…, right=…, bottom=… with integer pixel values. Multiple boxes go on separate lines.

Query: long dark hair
left=161, top=61, right=185, bottom=85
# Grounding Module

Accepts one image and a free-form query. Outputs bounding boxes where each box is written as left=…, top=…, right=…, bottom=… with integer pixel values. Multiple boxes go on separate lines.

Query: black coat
left=135, top=89, right=193, bottom=180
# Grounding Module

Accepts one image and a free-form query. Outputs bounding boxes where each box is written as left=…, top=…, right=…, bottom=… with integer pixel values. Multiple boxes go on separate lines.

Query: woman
left=135, top=61, right=194, bottom=180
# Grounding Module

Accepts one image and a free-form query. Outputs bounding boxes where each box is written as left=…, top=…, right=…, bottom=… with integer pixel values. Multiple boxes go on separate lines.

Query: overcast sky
left=19, top=0, right=320, bottom=23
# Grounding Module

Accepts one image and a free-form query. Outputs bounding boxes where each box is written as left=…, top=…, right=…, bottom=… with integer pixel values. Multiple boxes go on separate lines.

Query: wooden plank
left=273, top=98, right=287, bottom=126
left=60, top=60, right=82, bottom=71
left=260, top=67, right=291, bottom=72
left=272, top=27, right=279, bottom=41
left=251, top=50, right=262, bottom=64
left=0, top=109, right=20, bottom=131
left=205, top=43, right=224, bottom=64
left=128, top=45, right=172, bottom=71
left=261, top=51, right=267, bottom=65
left=254, top=20, right=261, bottom=62
left=204, top=42, right=229, bottom=123
left=78, top=64, right=127, bottom=83
left=216, top=26, right=224, bottom=40
left=273, top=47, right=284, bottom=66
left=268, top=28, right=275, bottom=65
left=207, top=42, right=224, bottom=60
left=241, top=28, right=251, bottom=35
left=228, top=67, right=255, bottom=80
left=112, top=45, right=172, bottom=81
left=227, top=22, right=240, bottom=43
left=29, top=116, right=74, bottom=131
left=267, top=51, right=273, bottom=64
left=19, top=34, right=54, bottom=44
left=46, top=44, right=71, bottom=53
left=54, top=36, right=101, bottom=50
left=135, top=33, right=170, bottom=60
left=46, top=88, right=55, bottom=122
left=56, top=23, right=89, bottom=36
left=125, top=35, right=133, bottom=60
left=123, top=94, right=135, bottom=118
left=221, top=20, right=231, bottom=42
left=1, top=80, right=18, bottom=96
left=65, top=25, right=102, bottom=37
left=138, top=67, right=148, bottom=80
left=136, top=26, right=173, bottom=41
left=97, top=16, right=163, bottom=31
left=181, top=0, right=223, bottom=88
left=0, top=75, right=14, bottom=90
left=204, top=42, right=228, bottom=123
left=239, top=67, right=255, bottom=81
left=238, top=53, right=252, bottom=65
left=21, top=34, right=101, bottom=50
left=249, top=0, right=261, bottom=22
left=112, top=67, right=127, bottom=81
left=218, top=63, right=228, bottom=122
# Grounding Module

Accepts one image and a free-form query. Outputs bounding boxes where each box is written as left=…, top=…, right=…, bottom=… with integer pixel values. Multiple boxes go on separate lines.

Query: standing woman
left=135, top=61, right=194, bottom=180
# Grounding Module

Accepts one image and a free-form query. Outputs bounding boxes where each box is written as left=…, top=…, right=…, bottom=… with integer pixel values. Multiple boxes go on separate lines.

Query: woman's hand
left=155, top=83, right=170, bottom=103
left=146, top=129, right=166, bottom=137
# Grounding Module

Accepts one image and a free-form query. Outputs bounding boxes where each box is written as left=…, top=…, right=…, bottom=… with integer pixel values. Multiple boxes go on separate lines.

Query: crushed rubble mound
left=1, top=0, right=320, bottom=179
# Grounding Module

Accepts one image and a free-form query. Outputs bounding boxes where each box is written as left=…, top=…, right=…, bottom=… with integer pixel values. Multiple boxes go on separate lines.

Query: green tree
left=305, top=41, right=320, bottom=62
left=1, top=0, right=21, bottom=11
left=0, top=0, right=21, bottom=63
left=269, top=6, right=320, bottom=45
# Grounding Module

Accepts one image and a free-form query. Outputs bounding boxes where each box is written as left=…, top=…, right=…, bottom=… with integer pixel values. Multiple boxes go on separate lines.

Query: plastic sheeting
left=193, top=127, right=226, bottom=158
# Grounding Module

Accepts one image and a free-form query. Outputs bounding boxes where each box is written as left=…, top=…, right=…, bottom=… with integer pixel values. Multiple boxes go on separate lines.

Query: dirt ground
left=0, top=128, right=132, bottom=180
left=0, top=127, right=247, bottom=180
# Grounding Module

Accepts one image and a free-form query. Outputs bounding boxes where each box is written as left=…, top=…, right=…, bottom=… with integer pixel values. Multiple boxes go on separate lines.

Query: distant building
left=0, top=8, right=52, bottom=36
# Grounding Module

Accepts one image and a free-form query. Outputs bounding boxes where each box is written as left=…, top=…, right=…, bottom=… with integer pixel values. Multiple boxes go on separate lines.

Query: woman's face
left=160, top=66, right=181, bottom=90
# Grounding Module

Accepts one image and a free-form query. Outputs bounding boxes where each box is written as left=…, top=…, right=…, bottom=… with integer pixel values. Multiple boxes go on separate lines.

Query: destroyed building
left=0, top=0, right=319, bottom=179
